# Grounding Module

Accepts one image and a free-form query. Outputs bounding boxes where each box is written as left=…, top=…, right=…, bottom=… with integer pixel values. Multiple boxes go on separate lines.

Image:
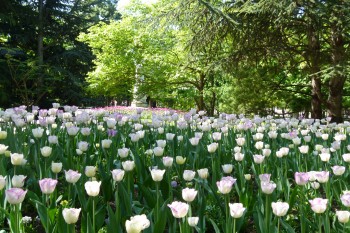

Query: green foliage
left=0, top=0, right=118, bottom=108
left=2, top=0, right=350, bottom=116
left=156, top=0, right=350, bottom=117
left=80, top=0, right=234, bottom=113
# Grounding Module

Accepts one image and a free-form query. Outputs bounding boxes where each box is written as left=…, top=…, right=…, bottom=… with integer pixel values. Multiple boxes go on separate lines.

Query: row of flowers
left=1, top=104, right=350, bottom=233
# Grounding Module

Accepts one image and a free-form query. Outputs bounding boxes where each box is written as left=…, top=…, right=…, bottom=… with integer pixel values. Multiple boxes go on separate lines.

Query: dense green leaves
left=0, top=0, right=118, bottom=108
left=1, top=0, right=350, bottom=118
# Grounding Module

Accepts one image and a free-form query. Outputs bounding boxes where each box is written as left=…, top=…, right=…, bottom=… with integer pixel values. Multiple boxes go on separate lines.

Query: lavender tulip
left=309, top=198, right=328, bottom=214
left=65, top=170, right=81, bottom=184
left=6, top=188, right=27, bottom=204
left=168, top=201, right=189, bottom=218
left=229, top=203, right=246, bottom=218
left=217, top=176, right=237, bottom=194
left=294, top=172, right=309, bottom=185
left=39, top=178, right=58, bottom=194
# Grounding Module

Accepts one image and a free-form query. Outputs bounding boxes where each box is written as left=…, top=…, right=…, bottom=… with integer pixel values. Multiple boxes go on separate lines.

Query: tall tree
left=0, top=0, right=118, bottom=107
left=160, top=0, right=350, bottom=121
left=80, top=0, right=232, bottom=113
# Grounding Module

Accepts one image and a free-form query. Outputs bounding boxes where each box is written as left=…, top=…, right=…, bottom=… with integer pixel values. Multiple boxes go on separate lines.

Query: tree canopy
left=1, top=0, right=350, bottom=121
left=0, top=0, right=118, bottom=108
left=78, top=0, right=350, bottom=120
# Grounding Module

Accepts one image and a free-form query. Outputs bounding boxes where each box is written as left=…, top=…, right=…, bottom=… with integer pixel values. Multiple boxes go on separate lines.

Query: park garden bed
left=0, top=104, right=349, bottom=233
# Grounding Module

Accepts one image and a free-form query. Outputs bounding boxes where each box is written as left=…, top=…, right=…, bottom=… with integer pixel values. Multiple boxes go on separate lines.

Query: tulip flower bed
left=1, top=105, right=350, bottom=233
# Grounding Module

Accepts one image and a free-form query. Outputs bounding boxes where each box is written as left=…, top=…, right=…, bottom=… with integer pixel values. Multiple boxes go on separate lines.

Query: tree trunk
left=327, top=21, right=346, bottom=123
left=327, top=84, right=344, bottom=123
left=307, top=21, right=323, bottom=119
left=196, top=73, right=206, bottom=111
left=208, top=91, right=216, bottom=116
left=207, top=73, right=216, bottom=116
left=311, top=76, right=323, bottom=119
left=38, top=0, right=44, bottom=65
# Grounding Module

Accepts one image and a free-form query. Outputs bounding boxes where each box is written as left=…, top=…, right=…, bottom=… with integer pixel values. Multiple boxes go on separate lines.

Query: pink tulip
left=341, top=193, right=350, bottom=207
left=182, top=188, right=198, bottom=202
left=229, top=203, right=246, bottom=218
left=309, top=198, right=328, bottom=214
left=259, top=174, right=271, bottom=182
left=217, top=176, right=236, bottom=194
left=315, top=171, right=329, bottom=183
left=6, top=188, right=27, bottom=204
left=111, top=169, right=125, bottom=182
left=271, top=202, right=289, bottom=216
left=65, top=170, right=81, bottom=184
left=39, top=178, right=58, bottom=194
left=294, top=172, right=309, bottom=185
left=261, top=181, right=276, bottom=194
left=62, top=208, right=81, bottom=224
left=168, top=201, right=189, bottom=218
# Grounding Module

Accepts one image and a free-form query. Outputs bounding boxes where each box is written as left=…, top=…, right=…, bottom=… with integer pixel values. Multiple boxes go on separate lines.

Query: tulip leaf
left=51, top=223, right=58, bottom=233
left=75, top=183, right=87, bottom=210
left=27, top=191, right=49, bottom=230
left=139, top=184, right=156, bottom=207
left=153, top=198, right=170, bottom=233
left=98, top=163, right=113, bottom=201
left=132, top=200, right=145, bottom=214
left=202, top=181, right=225, bottom=214
left=119, top=182, right=132, bottom=216
left=86, top=212, right=94, bottom=233
left=323, top=214, right=331, bottom=233
left=81, top=212, right=87, bottom=233
left=35, top=201, right=48, bottom=230
left=0, top=207, right=9, bottom=217
left=26, top=190, right=41, bottom=203
left=8, top=209, right=17, bottom=233
left=208, top=218, right=221, bottom=233
left=106, top=204, right=122, bottom=233
left=55, top=195, right=63, bottom=204
left=96, top=201, right=107, bottom=231
left=288, top=187, right=298, bottom=211
left=253, top=204, right=265, bottom=233
left=280, top=218, right=296, bottom=233
left=57, top=208, right=67, bottom=233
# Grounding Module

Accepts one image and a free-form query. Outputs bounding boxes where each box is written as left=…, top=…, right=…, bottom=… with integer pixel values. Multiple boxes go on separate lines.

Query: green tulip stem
left=296, top=151, right=301, bottom=171
left=115, top=183, right=120, bottom=224
left=300, top=186, right=306, bottom=233
left=127, top=172, right=131, bottom=198
left=46, top=194, right=50, bottom=233
left=68, top=184, right=71, bottom=203
left=187, top=204, right=192, bottom=233
left=211, top=154, right=216, bottom=187
left=156, top=182, right=159, bottom=223
left=45, top=158, right=47, bottom=178
left=277, top=217, right=280, bottom=233
left=93, top=197, right=96, bottom=232
left=179, top=218, right=184, bottom=233
left=233, top=218, right=236, bottom=233
left=265, top=195, right=270, bottom=233
left=70, top=224, right=75, bottom=233
left=14, top=204, right=19, bottom=233
left=225, top=194, right=231, bottom=233
left=318, top=214, right=322, bottom=233
left=17, top=203, right=20, bottom=233
left=167, top=169, right=172, bottom=199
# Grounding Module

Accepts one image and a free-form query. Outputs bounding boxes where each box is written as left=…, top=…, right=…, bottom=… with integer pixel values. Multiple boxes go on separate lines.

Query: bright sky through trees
left=117, top=0, right=158, bottom=12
